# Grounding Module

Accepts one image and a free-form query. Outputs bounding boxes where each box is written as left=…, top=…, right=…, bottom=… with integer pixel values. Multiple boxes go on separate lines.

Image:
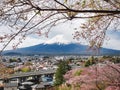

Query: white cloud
left=0, top=36, right=45, bottom=50
left=103, top=39, right=120, bottom=50
left=103, top=32, right=120, bottom=50
left=18, top=36, right=45, bottom=48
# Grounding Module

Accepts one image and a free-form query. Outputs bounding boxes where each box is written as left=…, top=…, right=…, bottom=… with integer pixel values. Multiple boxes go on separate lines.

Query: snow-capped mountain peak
left=44, top=35, right=70, bottom=44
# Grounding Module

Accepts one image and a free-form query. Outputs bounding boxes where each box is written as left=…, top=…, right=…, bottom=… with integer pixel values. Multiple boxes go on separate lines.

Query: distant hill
left=3, top=43, right=120, bottom=56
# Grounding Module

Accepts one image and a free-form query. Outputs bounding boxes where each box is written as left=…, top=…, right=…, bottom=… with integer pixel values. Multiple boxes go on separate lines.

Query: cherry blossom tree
left=0, top=63, right=14, bottom=81
left=0, top=0, right=119, bottom=52
left=64, top=64, right=120, bottom=90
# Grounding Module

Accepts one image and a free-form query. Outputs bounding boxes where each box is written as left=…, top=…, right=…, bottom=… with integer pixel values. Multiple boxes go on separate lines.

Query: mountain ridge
left=3, top=43, right=120, bottom=56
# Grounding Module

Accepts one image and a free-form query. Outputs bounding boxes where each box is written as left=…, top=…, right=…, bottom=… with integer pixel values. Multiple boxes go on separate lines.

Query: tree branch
left=0, top=12, right=38, bottom=54
left=54, top=0, right=69, bottom=9
left=34, top=7, right=120, bottom=14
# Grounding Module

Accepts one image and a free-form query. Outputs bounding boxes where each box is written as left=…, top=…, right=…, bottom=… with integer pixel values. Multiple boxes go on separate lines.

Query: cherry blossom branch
left=0, top=12, right=38, bottom=54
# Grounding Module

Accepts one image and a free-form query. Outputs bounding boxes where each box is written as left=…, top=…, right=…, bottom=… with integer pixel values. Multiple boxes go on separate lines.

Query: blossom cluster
left=63, top=64, right=120, bottom=90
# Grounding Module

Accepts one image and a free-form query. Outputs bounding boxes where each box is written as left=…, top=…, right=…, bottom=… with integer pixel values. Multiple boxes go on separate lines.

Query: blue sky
left=0, top=20, right=120, bottom=50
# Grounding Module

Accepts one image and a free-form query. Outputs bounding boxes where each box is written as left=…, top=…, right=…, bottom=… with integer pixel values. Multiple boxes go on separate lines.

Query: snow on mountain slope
left=44, top=35, right=70, bottom=44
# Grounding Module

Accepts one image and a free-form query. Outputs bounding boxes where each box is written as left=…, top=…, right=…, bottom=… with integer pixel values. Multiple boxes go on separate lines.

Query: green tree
left=84, top=60, right=91, bottom=67
left=54, top=61, right=71, bottom=86
left=21, top=67, right=31, bottom=72
left=9, top=58, right=17, bottom=63
left=85, top=56, right=95, bottom=67
left=112, top=57, right=120, bottom=63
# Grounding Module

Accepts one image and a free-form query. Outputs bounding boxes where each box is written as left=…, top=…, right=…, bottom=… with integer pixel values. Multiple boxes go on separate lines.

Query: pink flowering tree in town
left=63, top=64, right=120, bottom=90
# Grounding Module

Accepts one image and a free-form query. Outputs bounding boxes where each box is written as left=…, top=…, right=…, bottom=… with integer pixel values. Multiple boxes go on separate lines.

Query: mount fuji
left=2, top=35, right=120, bottom=55
left=3, top=42, right=120, bottom=56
